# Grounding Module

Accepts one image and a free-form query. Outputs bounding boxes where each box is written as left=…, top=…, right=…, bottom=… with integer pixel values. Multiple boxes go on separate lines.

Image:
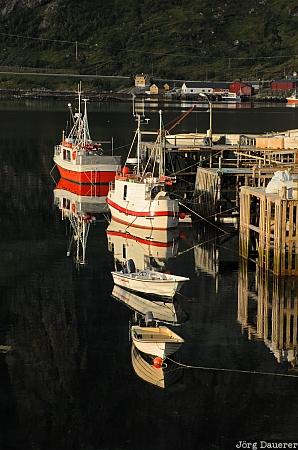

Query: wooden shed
left=271, top=79, right=298, bottom=91
left=229, top=81, right=253, bottom=96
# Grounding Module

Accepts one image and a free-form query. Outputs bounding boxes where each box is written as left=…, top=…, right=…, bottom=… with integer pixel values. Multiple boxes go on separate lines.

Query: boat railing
left=78, top=154, right=122, bottom=165
left=115, top=172, right=142, bottom=182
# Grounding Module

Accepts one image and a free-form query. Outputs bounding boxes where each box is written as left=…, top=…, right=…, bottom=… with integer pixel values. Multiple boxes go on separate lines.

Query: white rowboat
left=131, top=325, right=184, bottom=358
left=131, top=344, right=181, bottom=388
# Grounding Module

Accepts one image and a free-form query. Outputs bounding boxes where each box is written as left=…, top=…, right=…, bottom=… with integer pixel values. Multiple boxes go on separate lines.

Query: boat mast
left=136, top=114, right=141, bottom=176
left=82, top=98, right=91, bottom=145
left=158, top=110, right=165, bottom=178
left=78, top=82, right=82, bottom=118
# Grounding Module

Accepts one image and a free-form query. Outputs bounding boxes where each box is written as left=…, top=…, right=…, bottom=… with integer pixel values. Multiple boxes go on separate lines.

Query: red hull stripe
left=107, top=216, right=175, bottom=230
left=106, top=198, right=176, bottom=217
left=56, top=165, right=116, bottom=184
left=106, top=230, right=172, bottom=247
left=56, top=178, right=109, bottom=196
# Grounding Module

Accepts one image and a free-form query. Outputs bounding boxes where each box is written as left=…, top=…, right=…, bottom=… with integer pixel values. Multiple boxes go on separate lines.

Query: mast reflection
left=54, top=178, right=108, bottom=265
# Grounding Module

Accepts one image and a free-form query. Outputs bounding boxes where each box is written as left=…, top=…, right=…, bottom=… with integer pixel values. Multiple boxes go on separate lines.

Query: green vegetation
left=1, top=0, right=298, bottom=86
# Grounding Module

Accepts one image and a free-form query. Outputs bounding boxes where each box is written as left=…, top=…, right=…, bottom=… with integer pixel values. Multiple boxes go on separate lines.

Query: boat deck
left=133, top=327, right=182, bottom=342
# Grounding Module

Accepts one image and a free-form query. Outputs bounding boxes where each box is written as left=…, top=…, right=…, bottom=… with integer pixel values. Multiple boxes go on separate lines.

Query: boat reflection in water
left=106, top=219, right=179, bottom=272
left=238, top=258, right=298, bottom=370
left=131, top=343, right=182, bottom=389
left=111, top=284, right=187, bottom=323
left=54, top=178, right=108, bottom=265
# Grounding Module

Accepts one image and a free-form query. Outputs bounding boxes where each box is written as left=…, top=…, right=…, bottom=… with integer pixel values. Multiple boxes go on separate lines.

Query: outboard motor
left=145, top=311, right=154, bottom=326
left=126, top=259, right=136, bottom=273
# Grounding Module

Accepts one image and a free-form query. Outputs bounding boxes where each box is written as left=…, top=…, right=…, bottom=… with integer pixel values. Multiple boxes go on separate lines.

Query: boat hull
left=107, top=199, right=178, bottom=230
left=287, top=98, right=298, bottom=105
left=56, top=178, right=109, bottom=197
left=112, top=272, right=185, bottom=297
left=131, top=326, right=184, bottom=358
left=53, top=154, right=121, bottom=184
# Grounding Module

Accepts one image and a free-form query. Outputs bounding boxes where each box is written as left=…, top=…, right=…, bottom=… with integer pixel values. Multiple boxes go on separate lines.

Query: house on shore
left=230, top=81, right=253, bottom=96
left=146, top=82, right=172, bottom=95
left=181, top=80, right=253, bottom=97
left=134, top=73, right=151, bottom=89
left=271, top=78, right=298, bottom=92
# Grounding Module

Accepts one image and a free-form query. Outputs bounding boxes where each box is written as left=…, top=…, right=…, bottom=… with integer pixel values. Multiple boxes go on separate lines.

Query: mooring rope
left=166, top=356, right=298, bottom=379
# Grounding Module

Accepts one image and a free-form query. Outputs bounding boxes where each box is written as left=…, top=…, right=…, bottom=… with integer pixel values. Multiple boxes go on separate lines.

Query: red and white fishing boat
left=286, top=90, right=298, bottom=105
left=107, top=112, right=179, bottom=230
left=54, top=84, right=121, bottom=184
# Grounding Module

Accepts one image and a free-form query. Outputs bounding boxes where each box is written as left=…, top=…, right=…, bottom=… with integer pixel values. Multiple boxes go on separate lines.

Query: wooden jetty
left=141, top=133, right=298, bottom=277
left=239, top=185, right=298, bottom=276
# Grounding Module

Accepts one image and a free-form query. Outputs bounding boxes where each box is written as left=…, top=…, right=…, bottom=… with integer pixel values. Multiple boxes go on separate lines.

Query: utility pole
left=75, top=41, right=78, bottom=61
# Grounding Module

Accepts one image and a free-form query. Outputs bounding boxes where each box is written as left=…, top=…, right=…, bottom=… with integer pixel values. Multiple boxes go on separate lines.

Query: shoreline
left=0, top=88, right=288, bottom=103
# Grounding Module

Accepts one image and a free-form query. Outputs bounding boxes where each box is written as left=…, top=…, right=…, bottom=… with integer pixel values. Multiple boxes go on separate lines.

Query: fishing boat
left=286, top=91, right=298, bottom=105
left=130, top=324, right=184, bottom=358
left=131, top=343, right=182, bottom=388
left=53, top=83, right=121, bottom=184
left=221, top=92, right=241, bottom=103
left=106, top=111, right=179, bottom=230
left=111, top=260, right=189, bottom=297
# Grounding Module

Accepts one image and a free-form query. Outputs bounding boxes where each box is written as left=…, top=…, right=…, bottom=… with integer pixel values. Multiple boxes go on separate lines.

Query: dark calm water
left=0, top=99, right=298, bottom=450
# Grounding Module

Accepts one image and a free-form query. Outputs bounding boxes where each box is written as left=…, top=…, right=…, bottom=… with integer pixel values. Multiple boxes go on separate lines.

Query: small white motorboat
left=130, top=324, right=184, bottom=358
left=111, top=260, right=189, bottom=298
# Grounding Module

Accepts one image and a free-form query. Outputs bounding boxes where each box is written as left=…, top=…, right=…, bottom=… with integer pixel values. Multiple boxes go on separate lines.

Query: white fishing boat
left=286, top=90, right=298, bottom=105
left=131, top=344, right=181, bottom=388
left=111, top=285, right=179, bottom=321
left=131, top=324, right=184, bottom=358
left=221, top=92, right=241, bottom=103
left=107, top=111, right=179, bottom=230
left=53, top=83, right=121, bottom=184
left=111, top=260, right=189, bottom=297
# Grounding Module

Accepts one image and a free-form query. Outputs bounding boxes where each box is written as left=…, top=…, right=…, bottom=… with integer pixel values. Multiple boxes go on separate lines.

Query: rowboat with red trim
left=106, top=111, right=179, bottom=230
left=53, top=83, right=121, bottom=185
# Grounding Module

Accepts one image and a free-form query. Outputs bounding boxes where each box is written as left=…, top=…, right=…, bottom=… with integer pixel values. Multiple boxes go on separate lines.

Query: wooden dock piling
left=239, top=186, right=298, bottom=276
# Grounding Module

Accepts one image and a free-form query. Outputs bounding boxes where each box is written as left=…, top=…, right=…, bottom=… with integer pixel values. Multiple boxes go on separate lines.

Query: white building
left=181, top=81, right=230, bottom=95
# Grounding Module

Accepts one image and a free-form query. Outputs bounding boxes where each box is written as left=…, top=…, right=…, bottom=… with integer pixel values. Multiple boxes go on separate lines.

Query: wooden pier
left=239, top=185, right=298, bottom=276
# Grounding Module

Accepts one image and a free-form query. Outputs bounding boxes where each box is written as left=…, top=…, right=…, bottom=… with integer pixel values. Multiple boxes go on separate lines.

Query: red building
left=271, top=79, right=298, bottom=91
left=229, top=81, right=253, bottom=96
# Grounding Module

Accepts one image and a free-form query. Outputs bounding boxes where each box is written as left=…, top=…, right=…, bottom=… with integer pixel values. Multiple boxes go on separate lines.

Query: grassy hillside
left=1, top=0, right=298, bottom=85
